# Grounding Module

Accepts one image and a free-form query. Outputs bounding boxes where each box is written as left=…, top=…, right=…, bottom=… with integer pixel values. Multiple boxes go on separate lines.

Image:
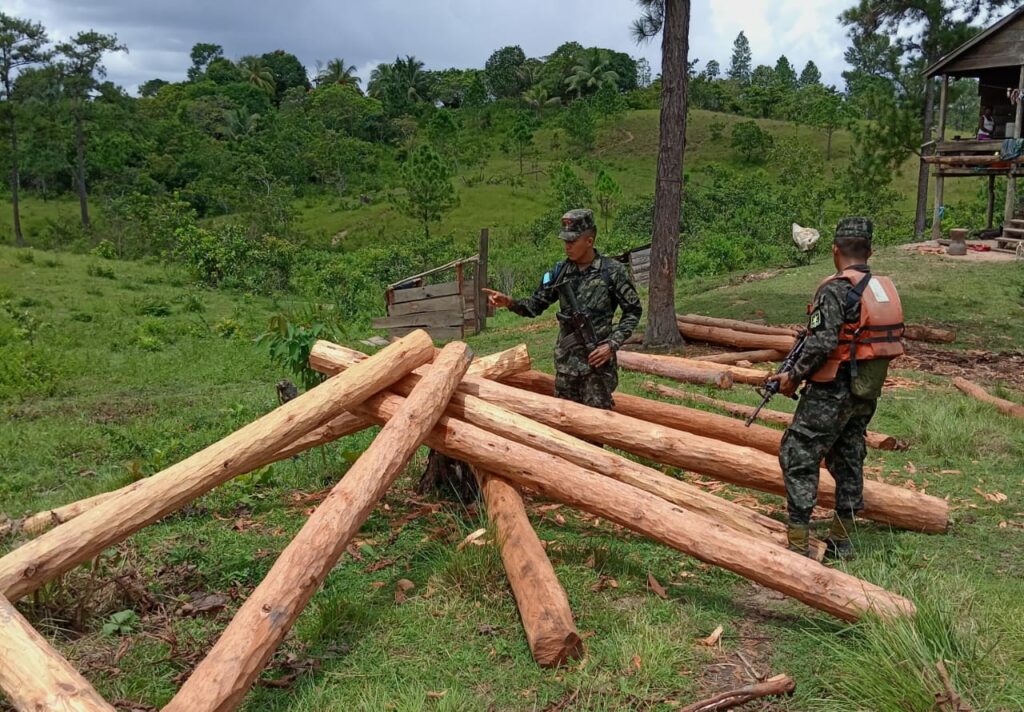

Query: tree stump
left=418, top=450, right=479, bottom=503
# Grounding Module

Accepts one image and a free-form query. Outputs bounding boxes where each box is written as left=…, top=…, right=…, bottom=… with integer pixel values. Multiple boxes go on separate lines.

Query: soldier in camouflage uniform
left=768, top=217, right=888, bottom=560
left=483, top=208, right=642, bottom=409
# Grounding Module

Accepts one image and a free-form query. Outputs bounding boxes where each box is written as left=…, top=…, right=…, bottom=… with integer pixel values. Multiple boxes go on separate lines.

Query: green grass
left=2, top=246, right=1023, bottom=710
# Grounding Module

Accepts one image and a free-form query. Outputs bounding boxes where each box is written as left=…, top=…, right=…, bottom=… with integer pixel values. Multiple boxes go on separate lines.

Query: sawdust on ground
left=901, top=342, right=1024, bottom=391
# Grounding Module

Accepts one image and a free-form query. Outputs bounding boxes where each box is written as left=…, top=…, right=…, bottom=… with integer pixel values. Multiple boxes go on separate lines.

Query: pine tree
left=798, top=60, right=821, bottom=88
left=397, top=145, right=459, bottom=239
left=727, top=31, right=752, bottom=85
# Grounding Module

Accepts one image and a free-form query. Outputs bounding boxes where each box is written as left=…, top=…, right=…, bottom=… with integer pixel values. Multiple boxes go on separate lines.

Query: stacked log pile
left=0, top=332, right=947, bottom=711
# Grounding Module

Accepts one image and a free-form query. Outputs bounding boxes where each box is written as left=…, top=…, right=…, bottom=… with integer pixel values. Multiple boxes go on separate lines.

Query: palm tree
left=564, top=50, right=619, bottom=99
left=221, top=108, right=260, bottom=141
left=521, top=86, right=560, bottom=117
left=316, top=57, right=360, bottom=88
left=367, top=62, right=392, bottom=99
left=393, top=54, right=429, bottom=102
left=240, top=56, right=274, bottom=94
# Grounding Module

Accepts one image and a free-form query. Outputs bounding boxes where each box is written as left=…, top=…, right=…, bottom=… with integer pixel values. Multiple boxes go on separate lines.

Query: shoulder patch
left=809, top=310, right=822, bottom=329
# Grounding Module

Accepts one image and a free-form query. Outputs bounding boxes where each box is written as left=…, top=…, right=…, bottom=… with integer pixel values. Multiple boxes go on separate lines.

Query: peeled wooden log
left=693, top=349, right=787, bottom=364
left=0, top=593, right=115, bottom=711
left=0, top=331, right=435, bottom=602
left=676, top=321, right=796, bottom=353
left=644, top=382, right=906, bottom=452
left=498, top=370, right=948, bottom=533
left=617, top=350, right=734, bottom=388
left=924, top=154, right=1017, bottom=165
left=680, top=673, right=796, bottom=712
left=310, top=343, right=804, bottom=551
left=354, top=391, right=915, bottom=622
left=165, top=343, right=472, bottom=712
left=4, top=344, right=531, bottom=541
left=953, top=377, right=1024, bottom=419
left=477, top=471, right=582, bottom=667
left=678, top=314, right=798, bottom=338
left=618, top=350, right=769, bottom=386
left=903, top=324, right=955, bottom=343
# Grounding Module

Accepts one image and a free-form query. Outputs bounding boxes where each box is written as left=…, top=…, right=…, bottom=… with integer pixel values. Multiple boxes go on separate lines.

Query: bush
left=87, top=263, right=117, bottom=280
left=174, top=223, right=296, bottom=293
left=730, top=121, right=774, bottom=162
left=90, top=240, right=118, bottom=260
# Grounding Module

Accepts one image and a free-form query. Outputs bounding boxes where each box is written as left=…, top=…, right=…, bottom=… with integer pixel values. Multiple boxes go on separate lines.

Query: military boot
left=786, top=524, right=810, bottom=557
left=824, top=515, right=856, bottom=560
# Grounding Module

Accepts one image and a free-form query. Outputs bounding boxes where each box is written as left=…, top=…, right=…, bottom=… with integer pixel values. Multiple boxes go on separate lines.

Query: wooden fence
left=372, top=229, right=489, bottom=342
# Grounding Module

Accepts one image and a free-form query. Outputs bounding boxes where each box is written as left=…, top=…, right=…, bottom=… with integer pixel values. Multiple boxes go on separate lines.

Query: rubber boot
left=824, top=515, right=856, bottom=560
left=786, top=524, right=810, bottom=557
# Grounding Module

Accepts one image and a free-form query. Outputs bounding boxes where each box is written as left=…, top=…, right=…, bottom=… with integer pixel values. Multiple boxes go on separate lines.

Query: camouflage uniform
left=780, top=220, right=878, bottom=528
left=509, top=210, right=642, bottom=409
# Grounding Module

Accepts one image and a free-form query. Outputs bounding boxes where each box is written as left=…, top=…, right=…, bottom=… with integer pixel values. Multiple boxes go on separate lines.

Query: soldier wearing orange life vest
left=768, top=217, right=904, bottom=559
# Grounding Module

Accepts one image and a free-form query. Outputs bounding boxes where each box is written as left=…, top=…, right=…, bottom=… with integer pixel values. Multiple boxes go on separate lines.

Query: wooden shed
left=923, top=7, right=1024, bottom=252
left=372, top=229, right=490, bottom=342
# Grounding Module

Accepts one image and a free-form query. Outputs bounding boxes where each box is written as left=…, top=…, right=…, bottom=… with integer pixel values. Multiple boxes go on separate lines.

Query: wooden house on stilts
left=923, top=7, right=1024, bottom=253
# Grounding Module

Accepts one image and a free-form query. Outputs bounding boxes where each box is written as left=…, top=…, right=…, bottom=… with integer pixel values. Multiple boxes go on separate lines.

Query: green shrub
left=87, top=263, right=117, bottom=280
left=174, top=223, right=296, bottom=293
left=14, top=250, right=34, bottom=264
left=90, top=239, right=118, bottom=260
left=101, top=609, right=140, bottom=636
left=178, top=293, right=206, bottom=313
left=0, top=343, right=63, bottom=399
left=213, top=317, right=242, bottom=338
left=135, top=297, right=173, bottom=317
left=257, top=306, right=343, bottom=390
left=730, top=120, right=774, bottom=162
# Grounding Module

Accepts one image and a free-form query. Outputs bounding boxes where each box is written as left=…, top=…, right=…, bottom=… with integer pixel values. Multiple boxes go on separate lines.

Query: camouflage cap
left=559, top=208, right=597, bottom=241
left=834, top=216, right=873, bottom=242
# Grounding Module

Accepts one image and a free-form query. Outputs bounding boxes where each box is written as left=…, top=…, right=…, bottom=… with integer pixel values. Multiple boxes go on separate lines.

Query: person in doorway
left=482, top=208, right=642, bottom=409
left=768, top=218, right=905, bottom=560
left=978, top=105, right=995, bottom=139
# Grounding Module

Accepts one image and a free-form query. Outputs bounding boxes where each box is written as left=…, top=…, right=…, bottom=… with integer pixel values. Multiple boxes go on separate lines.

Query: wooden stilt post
left=476, top=228, right=489, bottom=332
left=987, top=174, right=996, bottom=230
left=932, top=74, right=948, bottom=241
left=1004, top=65, right=1024, bottom=225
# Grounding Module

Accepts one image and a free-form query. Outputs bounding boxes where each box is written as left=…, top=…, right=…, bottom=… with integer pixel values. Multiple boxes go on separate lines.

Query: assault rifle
left=550, top=271, right=613, bottom=404
left=744, top=330, right=809, bottom=427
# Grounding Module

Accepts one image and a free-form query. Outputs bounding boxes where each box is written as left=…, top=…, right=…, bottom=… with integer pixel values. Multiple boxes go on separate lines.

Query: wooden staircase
left=998, top=217, right=1024, bottom=254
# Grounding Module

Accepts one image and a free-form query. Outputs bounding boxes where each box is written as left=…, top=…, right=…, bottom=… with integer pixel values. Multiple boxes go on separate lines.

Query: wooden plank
left=374, top=310, right=465, bottom=330
left=477, top=228, right=489, bottom=332
left=388, top=294, right=464, bottom=316
left=391, top=281, right=460, bottom=304
left=389, top=325, right=464, bottom=342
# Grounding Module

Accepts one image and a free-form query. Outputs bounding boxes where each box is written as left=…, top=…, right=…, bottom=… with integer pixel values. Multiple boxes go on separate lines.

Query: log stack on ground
left=4, top=334, right=943, bottom=710
left=617, top=350, right=770, bottom=386
left=643, top=382, right=907, bottom=451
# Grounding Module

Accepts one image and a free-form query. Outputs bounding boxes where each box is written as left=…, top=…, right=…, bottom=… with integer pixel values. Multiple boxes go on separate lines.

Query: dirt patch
left=901, top=343, right=1024, bottom=391
left=89, top=400, right=158, bottom=425
left=694, top=611, right=787, bottom=704
left=900, top=239, right=1018, bottom=263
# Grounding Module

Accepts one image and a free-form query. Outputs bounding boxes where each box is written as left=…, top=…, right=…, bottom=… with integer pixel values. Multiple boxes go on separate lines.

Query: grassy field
left=1, top=244, right=1023, bottom=710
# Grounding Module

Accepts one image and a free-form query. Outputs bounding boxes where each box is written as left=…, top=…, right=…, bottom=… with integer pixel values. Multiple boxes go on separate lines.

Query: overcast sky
left=6, top=0, right=856, bottom=95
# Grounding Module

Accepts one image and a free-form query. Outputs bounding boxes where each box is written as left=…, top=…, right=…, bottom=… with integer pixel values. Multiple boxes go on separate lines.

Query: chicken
left=792, top=223, right=820, bottom=252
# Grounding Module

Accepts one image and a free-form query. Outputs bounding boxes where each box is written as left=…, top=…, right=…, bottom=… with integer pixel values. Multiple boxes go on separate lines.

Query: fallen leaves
left=178, top=593, right=228, bottom=617
left=699, top=625, right=724, bottom=647
left=647, top=573, right=668, bottom=600
left=973, top=488, right=1008, bottom=503
left=394, top=578, right=415, bottom=604
left=457, top=528, right=488, bottom=550
left=364, top=558, right=395, bottom=573
left=591, top=575, right=619, bottom=593
left=426, top=690, right=447, bottom=700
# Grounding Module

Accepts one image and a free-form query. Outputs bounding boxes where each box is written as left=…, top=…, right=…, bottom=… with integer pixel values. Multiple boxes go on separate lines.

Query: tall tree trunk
left=826, top=126, right=833, bottom=161
left=73, top=110, right=90, bottom=229
left=8, top=113, right=25, bottom=247
left=914, top=76, right=935, bottom=239
left=644, top=0, right=689, bottom=348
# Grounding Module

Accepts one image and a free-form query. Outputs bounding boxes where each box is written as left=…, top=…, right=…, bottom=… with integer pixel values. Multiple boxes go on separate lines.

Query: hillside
left=2, top=108, right=981, bottom=254
left=2, top=245, right=1022, bottom=710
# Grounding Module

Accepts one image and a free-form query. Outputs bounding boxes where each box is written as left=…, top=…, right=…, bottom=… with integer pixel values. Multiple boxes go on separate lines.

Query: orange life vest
left=809, top=268, right=905, bottom=383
